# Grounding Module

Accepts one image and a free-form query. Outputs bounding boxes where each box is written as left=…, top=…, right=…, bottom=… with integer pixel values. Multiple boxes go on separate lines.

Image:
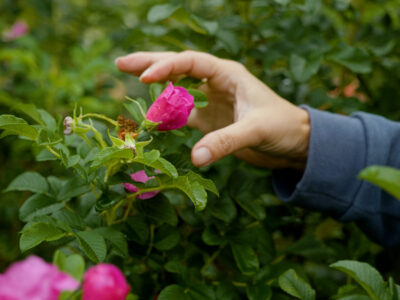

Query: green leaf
left=236, top=194, right=266, bottom=220
left=20, top=222, right=65, bottom=252
left=95, top=227, right=129, bottom=257
left=187, top=89, right=209, bottom=108
left=127, top=215, right=149, bottom=245
left=246, top=283, right=272, bottom=300
left=135, top=196, right=178, bottom=226
left=124, top=100, right=145, bottom=124
left=175, top=77, right=204, bottom=89
left=278, top=269, right=316, bottom=300
left=187, top=171, right=219, bottom=196
left=209, top=195, right=236, bottom=222
left=328, top=45, right=372, bottom=74
left=158, top=285, right=189, bottom=300
left=290, top=54, right=322, bottom=82
left=159, top=175, right=208, bottom=210
left=53, top=250, right=85, bottom=281
left=359, top=166, right=400, bottom=200
left=5, top=172, right=49, bottom=194
left=91, top=147, right=134, bottom=168
left=0, top=114, right=38, bottom=140
left=19, top=194, right=64, bottom=222
left=330, top=260, right=390, bottom=300
left=231, top=243, right=259, bottom=276
left=52, top=210, right=86, bottom=231
left=154, top=225, right=180, bottom=251
left=76, top=231, right=107, bottom=263
left=12, top=103, right=44, bottom=125
left=38, top=109, right=57, bottom=129
left=57, top=176, right=91, bottom=201
left=147, top=4, right=180, bottom=23
left=149, top=82, right=165, bottom=101
left=37, top=128, right=62, bottom=146
left=134, top=150, right=178, bottom=178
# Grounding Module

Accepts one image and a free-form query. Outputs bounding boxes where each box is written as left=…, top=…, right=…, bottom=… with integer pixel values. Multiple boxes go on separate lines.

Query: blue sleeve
left=272, top=106, right=400, bottom=247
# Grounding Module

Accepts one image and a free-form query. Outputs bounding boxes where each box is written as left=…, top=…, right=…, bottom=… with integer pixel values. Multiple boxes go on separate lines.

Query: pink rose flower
left=3, top=21, right=28, bottom=41
left=146, top=82, right=194, bottom=131
left=123, top=170, right=160, bottom=199
left=82, top=264, right=130, bottom=300
left=0, top=256, right=79, bottom=300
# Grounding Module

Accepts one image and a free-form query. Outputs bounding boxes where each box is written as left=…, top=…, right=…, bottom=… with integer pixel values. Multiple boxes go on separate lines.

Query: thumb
left=191, top=120, right=258, bottom=167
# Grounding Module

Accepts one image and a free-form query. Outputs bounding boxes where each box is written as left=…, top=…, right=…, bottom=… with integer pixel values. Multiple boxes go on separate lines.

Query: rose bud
left=146, top=82, right=194, bottom=131
left=82, top=264, right=130, bottom=300
left=63, top=116, right=74, bottom=135
left=0, top=256, right=79, bottom=300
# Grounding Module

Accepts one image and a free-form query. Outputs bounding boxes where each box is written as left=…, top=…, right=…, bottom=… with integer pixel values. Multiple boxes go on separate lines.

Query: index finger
left=117, top=51, right=220, bottom=83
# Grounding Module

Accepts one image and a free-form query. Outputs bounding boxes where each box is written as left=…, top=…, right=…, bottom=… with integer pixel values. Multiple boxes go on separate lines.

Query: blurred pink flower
left=146, top=82, right=194, bottom=131
left=3, top=21, right=28, bottom=41
left=0, top=256, right=79, bottom=300
left=123, top=170, right=160, bottom=199
left=82, top=264, right=130, bottom=300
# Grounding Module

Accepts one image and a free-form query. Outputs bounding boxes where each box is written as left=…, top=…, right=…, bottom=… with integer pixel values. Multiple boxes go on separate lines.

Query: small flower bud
left=63, top=116, right=74, bottom=135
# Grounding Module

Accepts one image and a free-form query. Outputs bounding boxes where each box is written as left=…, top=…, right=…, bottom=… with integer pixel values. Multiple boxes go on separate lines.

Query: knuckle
left=214, top=131, right=235, bottom=154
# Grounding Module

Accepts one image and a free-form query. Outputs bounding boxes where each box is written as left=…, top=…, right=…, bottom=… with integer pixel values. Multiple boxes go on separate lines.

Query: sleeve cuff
left=272, top=106, right=367, bottom=220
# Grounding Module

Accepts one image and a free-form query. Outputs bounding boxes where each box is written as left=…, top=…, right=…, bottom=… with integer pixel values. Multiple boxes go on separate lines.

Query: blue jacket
left=272, top=106, right=400, bottom=247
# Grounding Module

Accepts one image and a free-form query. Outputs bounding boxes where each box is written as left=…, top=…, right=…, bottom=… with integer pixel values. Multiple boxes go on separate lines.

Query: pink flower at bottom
left=0, top=256, right=79, bottom=300
left=82, top=264, right=130, bottom=300
left=123, top=170, right=160, bottom=199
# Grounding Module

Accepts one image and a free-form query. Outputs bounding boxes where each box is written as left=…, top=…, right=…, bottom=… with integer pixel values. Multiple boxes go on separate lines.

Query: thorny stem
left=146, top=224, right=156, bottom=257
left=201, top=242, right=227, bottom=275
left=79, top=113, right=118, bottom=127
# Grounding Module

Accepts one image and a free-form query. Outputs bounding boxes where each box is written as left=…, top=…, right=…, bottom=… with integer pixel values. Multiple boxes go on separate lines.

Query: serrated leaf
left=91, top=147, right=134, bottom=168
left=57, top=176, right=91, bottom=201
left=278, top=269, right=316, bottom=300
left=76, top=231, right=107, bottom=263
left=359, top=166, right=400, bottom=200
left=19, top=194, right=64, bottom=222
left=231, top=243, right=259, bottom=276
left=134, top=150, right=178, bottom=178
left=330, top=260, right=390, bottom=300
left=187, top=171, right=218, bottom=196
left=5, top=172, right=49, bottom=194
left=0, top=114, right=38, bottom=140
left=20, top=222, right=65, bottom=252
left=95, top=227, right=128, bottom=257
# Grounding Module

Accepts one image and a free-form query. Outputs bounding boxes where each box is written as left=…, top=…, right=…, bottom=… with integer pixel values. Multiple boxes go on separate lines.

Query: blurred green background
left=1, top=0, right=400, bottom=296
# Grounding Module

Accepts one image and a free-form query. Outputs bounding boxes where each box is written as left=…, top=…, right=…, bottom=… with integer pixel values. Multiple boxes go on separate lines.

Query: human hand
left=116, top=51, right=310, bottom=170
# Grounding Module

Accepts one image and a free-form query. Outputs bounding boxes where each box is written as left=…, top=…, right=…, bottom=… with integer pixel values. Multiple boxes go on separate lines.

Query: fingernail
left=139, top=68, right=152, bottom=81
left=192, top=147, right=212, bottom=166
left=114, top=57, right=121, bottom=66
